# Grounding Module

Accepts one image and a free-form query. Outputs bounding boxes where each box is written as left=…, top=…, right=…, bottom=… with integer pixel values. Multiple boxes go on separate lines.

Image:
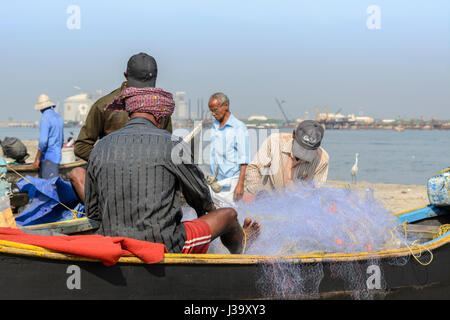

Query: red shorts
left=181, top=219, right=211, bottom=254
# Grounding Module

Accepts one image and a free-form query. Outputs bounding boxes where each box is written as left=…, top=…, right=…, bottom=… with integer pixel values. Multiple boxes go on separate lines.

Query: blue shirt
left=38, top=108, right=64, bottom=164
left=210, top=113, right=250, bottom=181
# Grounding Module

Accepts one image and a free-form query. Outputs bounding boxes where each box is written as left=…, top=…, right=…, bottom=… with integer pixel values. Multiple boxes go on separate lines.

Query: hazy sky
left=1, top=0, right=449, bottom=121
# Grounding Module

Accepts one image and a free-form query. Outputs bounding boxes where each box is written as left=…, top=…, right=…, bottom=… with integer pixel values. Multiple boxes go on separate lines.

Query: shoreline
left=1, top=140, right=429, bottom=213
left=327, top=180, right=428, bottom=214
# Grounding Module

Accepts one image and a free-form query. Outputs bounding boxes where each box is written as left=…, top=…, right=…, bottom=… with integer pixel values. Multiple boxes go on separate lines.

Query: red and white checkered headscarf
left=106, top=87, right=175, bottom=120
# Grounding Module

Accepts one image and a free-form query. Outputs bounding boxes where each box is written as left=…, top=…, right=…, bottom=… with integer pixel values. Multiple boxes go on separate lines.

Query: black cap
left=292, top=120, right=324, bottom=162
left=126, top=53, right=157, bottom=88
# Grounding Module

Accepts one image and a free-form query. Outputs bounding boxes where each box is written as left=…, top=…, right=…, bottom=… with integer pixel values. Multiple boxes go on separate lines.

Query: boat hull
left=1, top=204, right=450, bottom=300
left=0, top=238, right=450, bottom=300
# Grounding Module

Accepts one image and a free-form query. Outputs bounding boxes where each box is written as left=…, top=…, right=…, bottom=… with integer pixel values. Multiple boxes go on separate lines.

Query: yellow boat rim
left=1, top=228, right=448, bottom=265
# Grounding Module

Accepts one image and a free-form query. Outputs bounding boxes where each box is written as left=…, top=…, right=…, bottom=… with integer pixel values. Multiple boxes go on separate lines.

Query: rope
left=241, top=226, right=247, bottom=254
left=5, top=164, right=82, bottom=219
left=434, top=224, right=450, bottom=239
left=398, top=220, right=433, bottom=266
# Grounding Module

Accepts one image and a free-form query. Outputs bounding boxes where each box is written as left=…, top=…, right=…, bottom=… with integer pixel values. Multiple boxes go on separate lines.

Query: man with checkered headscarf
left=83, top=53, right=260, bottom=255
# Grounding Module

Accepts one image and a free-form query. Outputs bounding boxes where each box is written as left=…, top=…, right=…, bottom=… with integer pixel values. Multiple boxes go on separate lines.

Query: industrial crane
left=275, top=98, right=291, bottom=125
left=315, top=106, right=320, bottom=121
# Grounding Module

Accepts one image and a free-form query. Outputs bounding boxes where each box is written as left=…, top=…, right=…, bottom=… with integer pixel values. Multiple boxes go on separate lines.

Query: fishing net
left=203, top=182, right=418, bottom=255
left=182, top=181, right=424, bottom=299
left=256, top=261, right=324, bottom=300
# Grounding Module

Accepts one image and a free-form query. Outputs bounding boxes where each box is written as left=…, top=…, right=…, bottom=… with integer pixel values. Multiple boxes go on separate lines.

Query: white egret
left=351, top=153, right=359, bottom=184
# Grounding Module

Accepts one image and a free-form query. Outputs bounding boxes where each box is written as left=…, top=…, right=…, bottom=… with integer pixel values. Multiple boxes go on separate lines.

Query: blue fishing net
left=202, top=182, right=416, bottom=255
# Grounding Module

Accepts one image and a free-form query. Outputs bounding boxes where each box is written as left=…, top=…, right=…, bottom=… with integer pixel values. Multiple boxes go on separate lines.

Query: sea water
left=1, top=126, right=449, bottom=185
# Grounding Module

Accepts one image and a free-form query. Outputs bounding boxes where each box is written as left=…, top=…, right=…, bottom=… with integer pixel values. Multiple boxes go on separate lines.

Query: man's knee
left=201, top=207, right=238, bottom=239
left=223, top=208, right=238, bottom=224
left=69, top=167, right=86, bottom=183
left=210, top=207, right=237, bottom=224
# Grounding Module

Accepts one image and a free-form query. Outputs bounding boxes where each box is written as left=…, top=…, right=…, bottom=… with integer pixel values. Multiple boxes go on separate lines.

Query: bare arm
left=32, top=150, right=42, bottom=169
left=233, top=164, right=247, bottom=201
left=244, top=135, right=273, bottom=195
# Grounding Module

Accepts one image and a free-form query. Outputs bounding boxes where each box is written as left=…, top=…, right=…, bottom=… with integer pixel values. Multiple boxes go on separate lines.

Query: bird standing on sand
left=351, top=153, right=359, bottom=184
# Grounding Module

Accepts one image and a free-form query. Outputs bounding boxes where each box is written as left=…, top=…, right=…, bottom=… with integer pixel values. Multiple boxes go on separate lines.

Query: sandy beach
left=1, top=140, right=430, bottom=214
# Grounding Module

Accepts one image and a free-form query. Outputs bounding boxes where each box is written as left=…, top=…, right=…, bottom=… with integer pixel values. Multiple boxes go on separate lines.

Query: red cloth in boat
left=0, top=227, right=167, bottom=266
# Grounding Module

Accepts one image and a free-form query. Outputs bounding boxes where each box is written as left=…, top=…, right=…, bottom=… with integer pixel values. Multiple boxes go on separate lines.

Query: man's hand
left=32, top=158, right=40, bottom=170
left=233, top=182, right=245, bottom=201
left=32, top=150, right=42, bottom=170
left=242, top=194, right=256, bottom=204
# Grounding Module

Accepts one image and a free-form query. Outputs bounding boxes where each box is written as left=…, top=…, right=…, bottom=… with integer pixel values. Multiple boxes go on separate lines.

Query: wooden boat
left=4, top=159, right=87, bottom=189
left=1, top=204, right=450, bottom=299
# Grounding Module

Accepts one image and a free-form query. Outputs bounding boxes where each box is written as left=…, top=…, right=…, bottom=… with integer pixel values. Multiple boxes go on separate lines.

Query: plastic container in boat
left=60, top=148, right=76, bottom=165
left=427, top=168, right=450, bottom=207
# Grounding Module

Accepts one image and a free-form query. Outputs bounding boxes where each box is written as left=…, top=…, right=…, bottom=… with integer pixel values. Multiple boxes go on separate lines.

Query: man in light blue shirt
left=208, top=92, right=249, bottom=204
left=33, top=94, right=64, bottom=179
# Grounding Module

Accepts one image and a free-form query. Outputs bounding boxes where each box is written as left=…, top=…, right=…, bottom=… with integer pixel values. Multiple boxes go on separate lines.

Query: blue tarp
left=15, top=176, right=85, bottom=226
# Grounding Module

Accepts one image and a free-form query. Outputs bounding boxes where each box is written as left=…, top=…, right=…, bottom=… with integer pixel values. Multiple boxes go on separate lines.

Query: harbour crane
left=275, top=98, right=291, bottom=125
left=315, top=106, right=320, bottom=121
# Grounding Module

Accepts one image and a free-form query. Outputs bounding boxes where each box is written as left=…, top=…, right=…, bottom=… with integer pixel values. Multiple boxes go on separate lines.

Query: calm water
left=1, top=126, right=448, bottom=185
left=319, top=129, right=450, bottom=185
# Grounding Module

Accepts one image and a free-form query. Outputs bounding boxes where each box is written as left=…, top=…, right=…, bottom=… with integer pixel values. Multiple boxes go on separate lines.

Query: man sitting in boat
left=84, top=53, right=260, bottom=254
left=69, top=52, right=172, bottom=203
left=32, top=94, right=64, bottom=179
left=244, top=120, right=329, bottom=200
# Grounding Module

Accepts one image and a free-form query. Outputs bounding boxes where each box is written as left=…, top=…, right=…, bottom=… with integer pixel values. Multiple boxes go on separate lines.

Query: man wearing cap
left=244, top=120, right=329, bottom=197
left=84, top=71, right=261, bottom=254
left=69, top=53, right=172, bottom=203
left=32, top=94, right=64, bottom=179
left=74, top=53, right=172, bottom=162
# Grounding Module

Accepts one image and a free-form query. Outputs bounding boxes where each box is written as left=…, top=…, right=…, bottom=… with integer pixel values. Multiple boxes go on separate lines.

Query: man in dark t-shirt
left=85, top=53, right=260, bottom=254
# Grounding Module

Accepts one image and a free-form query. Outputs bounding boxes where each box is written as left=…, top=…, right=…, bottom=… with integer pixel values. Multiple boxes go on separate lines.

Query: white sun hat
left=34, top=94, right=56, bottom=110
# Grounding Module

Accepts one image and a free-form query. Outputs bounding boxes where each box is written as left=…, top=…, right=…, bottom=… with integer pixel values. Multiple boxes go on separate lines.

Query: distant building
left=63, top=93, right=101, bottom=125
left=334, top=113, right=346, bottom=122
left=173, top=92, right=188, bottom=120
left=355, top=116, right=374, bottom=124
left=248, top=115, right=268, bottom=121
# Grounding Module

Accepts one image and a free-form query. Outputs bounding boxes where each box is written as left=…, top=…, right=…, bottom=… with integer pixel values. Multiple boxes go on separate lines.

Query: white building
left=248, top=115, right=268, bottom=121
left=355, top=116, right=375, bottom=124
left=63, top=93, right=96, bottom=124
left=173, top=92, right=188, bottom=120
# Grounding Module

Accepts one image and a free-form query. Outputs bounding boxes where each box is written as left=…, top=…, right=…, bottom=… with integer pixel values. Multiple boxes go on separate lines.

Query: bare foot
left=242, top=217, right=261, bottom=252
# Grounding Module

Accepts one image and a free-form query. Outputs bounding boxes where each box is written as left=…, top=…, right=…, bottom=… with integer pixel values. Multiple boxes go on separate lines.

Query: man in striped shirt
left=244, top=120, right=329, bottom=198
left=85, top=53, right=260, bottom=254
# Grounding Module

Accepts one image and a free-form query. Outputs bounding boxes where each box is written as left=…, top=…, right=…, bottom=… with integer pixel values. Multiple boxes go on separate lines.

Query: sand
left=326, top=180, right=428, bottom=214
left=1, top=140, right=430, bottom=213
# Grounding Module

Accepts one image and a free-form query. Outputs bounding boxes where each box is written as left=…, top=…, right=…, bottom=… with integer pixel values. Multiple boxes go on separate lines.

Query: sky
left=0, top=0, right=449, bottom=121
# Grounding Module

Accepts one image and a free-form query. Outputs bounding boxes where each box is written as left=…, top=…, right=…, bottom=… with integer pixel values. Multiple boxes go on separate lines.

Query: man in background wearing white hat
left=32, top=94, right=64, bottom=179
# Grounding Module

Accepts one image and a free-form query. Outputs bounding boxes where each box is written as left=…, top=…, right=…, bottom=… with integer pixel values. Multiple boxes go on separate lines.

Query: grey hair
left=210, top=92, right=229, bottom=106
